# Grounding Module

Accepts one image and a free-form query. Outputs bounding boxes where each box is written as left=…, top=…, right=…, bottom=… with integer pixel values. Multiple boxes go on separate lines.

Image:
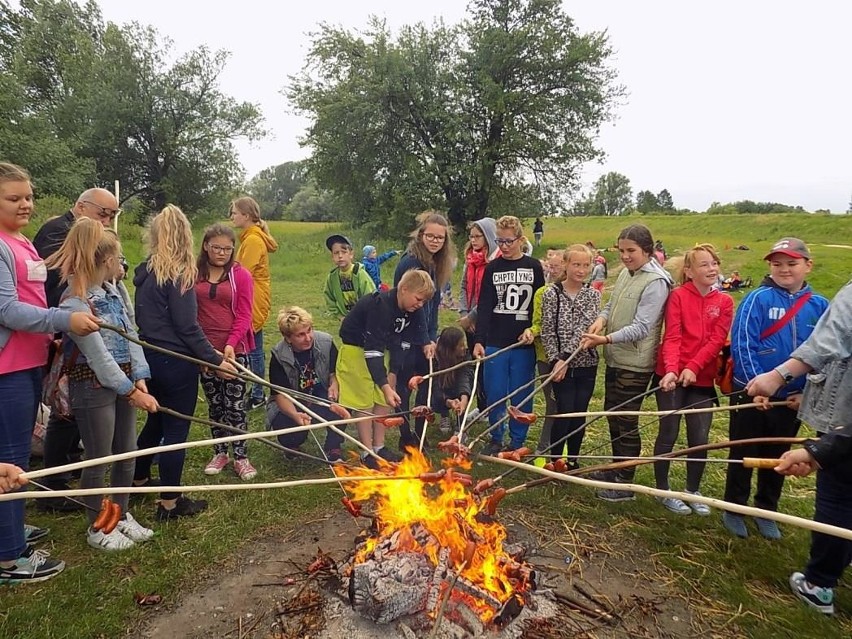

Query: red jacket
left=655, top=281, right=733, bottom=387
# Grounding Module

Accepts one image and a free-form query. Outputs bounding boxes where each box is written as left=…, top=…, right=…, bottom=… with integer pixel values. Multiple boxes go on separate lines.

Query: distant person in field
left=230, top=196, right=278, bottom=411
left=589, top=252, right=607, bottom=292
left=361, top=244, right=401, bottom=290
left=747, top=279, right=852, bottom=616
left=323, top=234, right=375, bottom=322
left=581, top=224, right=673, bottom=503
left=533, top=217, right=544, bottom=246
left=654, top=239, right=667, bottom=264
left=473, top=215, right=545, bottom=455
left=393, top=211, right=456, bottom=450
left=266, top=306, right=346, bottom=462
left=722, top=237, right=828, bottom=540
left=652, top=244, right=733, bottom=516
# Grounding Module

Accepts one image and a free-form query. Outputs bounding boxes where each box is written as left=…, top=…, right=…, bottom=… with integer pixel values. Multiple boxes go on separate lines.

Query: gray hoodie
left=459, top=217, right=499, bottom=316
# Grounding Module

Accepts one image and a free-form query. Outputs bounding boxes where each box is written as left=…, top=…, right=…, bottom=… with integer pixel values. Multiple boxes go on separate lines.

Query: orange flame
left=335, top=449, right=525, bottom=612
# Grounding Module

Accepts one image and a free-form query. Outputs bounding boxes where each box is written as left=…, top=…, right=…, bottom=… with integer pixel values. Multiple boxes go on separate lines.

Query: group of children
left=0, top=160, right=846, bottom=617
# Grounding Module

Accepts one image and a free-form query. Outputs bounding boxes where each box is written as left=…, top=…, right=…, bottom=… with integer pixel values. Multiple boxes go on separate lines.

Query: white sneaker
left=87, top=527, right=135, bottom=552
left=685, top=491, right=711, bottom=516
left=116, top=513, right=155, bottom=543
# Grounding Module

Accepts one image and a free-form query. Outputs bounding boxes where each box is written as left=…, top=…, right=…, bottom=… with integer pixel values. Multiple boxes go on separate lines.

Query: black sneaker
left=24, top=525, right=49, bottom=544
left=35, top=495, right=84, bottom=513
left=375, top=447, right=402, bottom=463
left=246, top=395, right=266, bottom=411
left=481, top=440, right=504, bottom=457
left=789, top=571, right=834, bottom=614
left=156, top=496, right=209, bottom=521
left=325, top=448, right=343, bottom=463
left=584, top=469, right=617, bottom=482
left=361, top=454, right=380, bottom=470
left=596, top=488, right=635, bottom=503
left=0, top=545, right=65, bottom=584
left=131, top=477, right=161, bottom=501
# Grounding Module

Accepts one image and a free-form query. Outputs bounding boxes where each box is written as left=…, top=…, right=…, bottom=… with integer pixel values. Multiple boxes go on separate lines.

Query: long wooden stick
left=2, top=474, right=422, bottom=502
left=23, top=412, right=377, bottom=482
left=482, top=455, right=852, bottom=542
left=417, top=341, right=524, bottom=382
left=543, top=401, right=788, bottom=420
left=457, top=358, right=481, bottom=442
left=421, top=358, right=434, bottom=453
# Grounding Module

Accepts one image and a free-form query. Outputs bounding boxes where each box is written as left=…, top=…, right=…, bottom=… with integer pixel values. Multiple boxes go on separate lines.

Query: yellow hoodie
left=236, top=224, right=279, bottom=331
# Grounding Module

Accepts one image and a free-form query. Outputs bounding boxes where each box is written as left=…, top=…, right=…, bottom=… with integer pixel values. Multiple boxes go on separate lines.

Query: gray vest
left=604, top=268, right=667, bottom=372
left=267, top=331, right=334, bottom=418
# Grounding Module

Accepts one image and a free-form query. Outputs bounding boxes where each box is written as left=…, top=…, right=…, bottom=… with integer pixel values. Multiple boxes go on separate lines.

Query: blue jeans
left=248, top=330, right=266, bottom=401
left=483, top=345, right=536, bottom=449
left=0, top=367, right=41, bottom=561
left=266, top=386, right=344, bottom=452
left=804, top=459, right=852, bottom=588
left=134, top=350, right=200, bottom=501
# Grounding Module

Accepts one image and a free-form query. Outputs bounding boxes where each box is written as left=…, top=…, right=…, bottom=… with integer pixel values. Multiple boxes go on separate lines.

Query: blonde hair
left=230, top=196, right=270, bottom=235
left=44, top=217, right=121, bottom=298
left=146, top=204, right=197, bottom=293
left=555, top=243, right=593, bottom=283
left=0, top=162, right=31, bottom=186
left=277, top=305, right=313, bottom=337
left=495, top=215, right=524, bottom=238
left=406, top=210, right=456, bottom=289
left=399, top=269, right=436, bottom=298
left=680, top=243, right=721, bottom=285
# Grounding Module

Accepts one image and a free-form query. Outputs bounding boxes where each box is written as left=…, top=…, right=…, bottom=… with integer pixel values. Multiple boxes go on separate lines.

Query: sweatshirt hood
left=241, top=224, right=279, bottom=253
left=471, top=217, right=499, bottom=257
left=640, top=257, right=674, bottom=285
left=133, top=260, right=151, bottom=288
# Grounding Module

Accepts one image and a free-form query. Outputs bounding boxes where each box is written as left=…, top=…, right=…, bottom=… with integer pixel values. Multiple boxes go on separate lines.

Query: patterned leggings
left=200, top=354, right=249, bottom=458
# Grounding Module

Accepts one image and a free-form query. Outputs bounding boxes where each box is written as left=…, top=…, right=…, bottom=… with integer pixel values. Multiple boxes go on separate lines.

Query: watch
left=774, top=364, right=795, bottom=384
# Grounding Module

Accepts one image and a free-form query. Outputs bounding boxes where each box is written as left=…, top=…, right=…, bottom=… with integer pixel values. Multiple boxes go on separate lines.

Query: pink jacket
left=226, top=262, right=255, bottom=353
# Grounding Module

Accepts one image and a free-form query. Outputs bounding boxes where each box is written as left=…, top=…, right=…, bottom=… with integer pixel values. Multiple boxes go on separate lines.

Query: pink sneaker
left=234, top=458, right=257, bottom=481
left=204, top=453, right=230, bottom=475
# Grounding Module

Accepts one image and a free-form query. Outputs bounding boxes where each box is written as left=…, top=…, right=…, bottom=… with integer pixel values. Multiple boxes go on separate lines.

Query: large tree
left=0, top=0, right=265, bottom=213
left=246, top=161, right=309, bottom=219
left=589, top=171, right=632, bottom=216
left=288, top=0, right=622, bottom=231
left=635, top=190, right=659, bottom=214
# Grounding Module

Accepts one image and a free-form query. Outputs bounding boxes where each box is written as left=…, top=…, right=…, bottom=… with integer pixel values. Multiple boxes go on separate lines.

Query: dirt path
left=127, top=510, right=717, bottom=639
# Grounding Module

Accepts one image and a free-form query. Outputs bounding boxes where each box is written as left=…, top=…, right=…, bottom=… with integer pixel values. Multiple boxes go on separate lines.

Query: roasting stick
left=22, top=413, right=382, bottom=483
left=479, top=455, right=852, bottom=543
left=2, top=474, right=426, bottom=503
left=541, top=401, right=788, bottom=420
left=230, top=359, right=383, bottom=464
left=412, top=341, right=524, bottom=384
left=420, top=358, right=435, bottom=453
left=462, top=372, right=550, bottom=446
left=522, top=454, right=783, bottom=467
left=456, top=359, right=481, bottom=442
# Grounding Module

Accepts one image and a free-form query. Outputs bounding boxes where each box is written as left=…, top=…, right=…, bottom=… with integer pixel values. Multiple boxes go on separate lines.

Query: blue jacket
left=393, top=253, right=440, bottom=342
left=362, top=251, right=399, bottom=288
left=731, top=276, right=829, bottom=396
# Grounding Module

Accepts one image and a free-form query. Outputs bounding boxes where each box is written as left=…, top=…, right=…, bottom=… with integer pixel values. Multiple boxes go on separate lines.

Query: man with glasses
left=32, top=188, right=122, bottom=510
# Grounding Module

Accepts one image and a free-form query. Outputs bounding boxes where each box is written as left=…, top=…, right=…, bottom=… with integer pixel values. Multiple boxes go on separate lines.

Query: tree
left=635, top=190, right=659, bottom=214
left=588, top=172, right=632, bottom=216
left=847, top=194, right=852, bottom=214
left=288, top=0, right=622, bottom=232
left=246, top=161, right=309, bottom=219
left=1, top=0, right=266, bottom=213
left=286, top=183, right=337, bottom=222
left=657, top=188, right=674, bottom=210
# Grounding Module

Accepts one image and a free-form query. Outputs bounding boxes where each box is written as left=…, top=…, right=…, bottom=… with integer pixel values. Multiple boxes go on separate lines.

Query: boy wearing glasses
left=323, top=234, right=376, bottom=322
left=473, top=215, right=545, bottom=455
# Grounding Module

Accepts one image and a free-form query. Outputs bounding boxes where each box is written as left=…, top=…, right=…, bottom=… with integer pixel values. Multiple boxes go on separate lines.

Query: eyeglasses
left=208, top=244, right=234, bottom=254
left=422, top=233, right=446, bottom=243
left=495, top=237, right=519, bottom=246
left=82, top=200, right=121, bottom=221
left=468, top=234, right=484, bottom=240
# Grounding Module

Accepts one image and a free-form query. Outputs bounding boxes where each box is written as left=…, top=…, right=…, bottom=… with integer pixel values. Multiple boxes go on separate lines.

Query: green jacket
left=323, top=263, right=376, bottom=320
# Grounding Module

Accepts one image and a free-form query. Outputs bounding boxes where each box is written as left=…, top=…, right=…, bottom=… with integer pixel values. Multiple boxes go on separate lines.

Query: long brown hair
left=197, top=223, right=236, bottom=282
left=436, top=326, right=467, bottom=391
left=405, top=210, right=455, bottom=288
left=44, top=217, right=121, bottom=298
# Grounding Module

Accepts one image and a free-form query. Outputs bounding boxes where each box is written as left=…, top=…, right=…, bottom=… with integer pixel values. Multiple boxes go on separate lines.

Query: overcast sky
left=93, top=0, right=851, bottom=213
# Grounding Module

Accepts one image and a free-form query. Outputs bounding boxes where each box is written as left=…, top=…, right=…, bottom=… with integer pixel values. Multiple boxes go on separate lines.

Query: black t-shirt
left=474, top=255, right=545, bottom=348
left=269, top=343, right=338, bottom=396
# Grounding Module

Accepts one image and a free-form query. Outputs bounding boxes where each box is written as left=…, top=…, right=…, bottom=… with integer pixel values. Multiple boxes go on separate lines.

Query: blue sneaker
left=754, top=517, right=782, bottom=540
left=722, top=512, right=748, bottom=538
left=789, top=572, right=834, bottom=614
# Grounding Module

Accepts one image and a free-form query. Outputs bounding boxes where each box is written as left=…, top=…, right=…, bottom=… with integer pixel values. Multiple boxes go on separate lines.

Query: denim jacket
left=59, top=281, right=150, bottom=396
left=793, top=279, right=852, bottom=434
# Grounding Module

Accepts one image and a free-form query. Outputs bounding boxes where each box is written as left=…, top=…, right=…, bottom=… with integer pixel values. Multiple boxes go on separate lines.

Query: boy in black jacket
left=338, top=269, right=435, bottom=467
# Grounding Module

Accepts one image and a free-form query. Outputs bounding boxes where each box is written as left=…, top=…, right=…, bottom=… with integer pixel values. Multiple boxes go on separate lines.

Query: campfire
left=332, top=449, right=535, bottom=635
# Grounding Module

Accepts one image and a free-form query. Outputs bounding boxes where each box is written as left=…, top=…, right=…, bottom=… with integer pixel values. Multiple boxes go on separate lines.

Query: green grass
left=2, top=214, right=851, bottom=638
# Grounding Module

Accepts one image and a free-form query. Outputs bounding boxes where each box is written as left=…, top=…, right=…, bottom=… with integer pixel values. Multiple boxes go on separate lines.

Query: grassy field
left=2, top=213, right=851, bottom=638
